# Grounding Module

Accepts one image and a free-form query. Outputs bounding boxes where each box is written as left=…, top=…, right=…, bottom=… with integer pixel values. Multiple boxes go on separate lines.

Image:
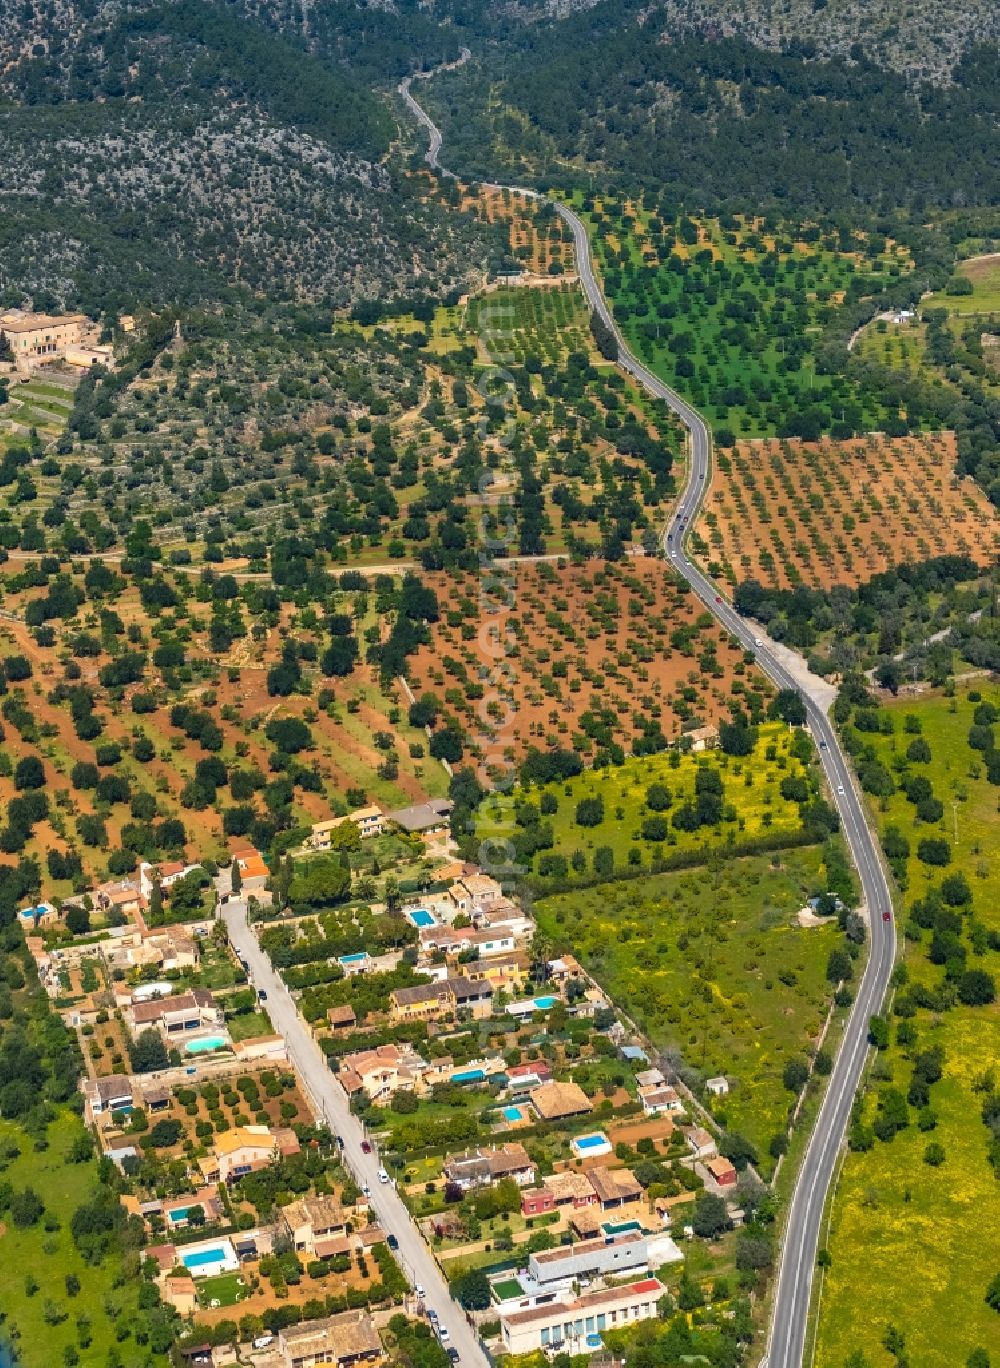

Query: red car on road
left=882, top=911, right=892, bottom=922
left=361, top=1140, right=372, bottom=1153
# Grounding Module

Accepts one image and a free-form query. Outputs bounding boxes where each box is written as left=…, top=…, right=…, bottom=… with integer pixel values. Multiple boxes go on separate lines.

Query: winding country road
left=401, top=63, right=897, bottom=1368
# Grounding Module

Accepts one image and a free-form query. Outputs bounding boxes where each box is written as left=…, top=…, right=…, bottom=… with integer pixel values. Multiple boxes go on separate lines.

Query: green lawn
left=535, top=847, right=843, bottom=1166
left=225, top=1008, right=273, bottom=1042
left=0, top=1111, right=168, bottom=1368
left=479, top=723, right=811, bottom=887
left=197, top=1271, right=247, bottom=1308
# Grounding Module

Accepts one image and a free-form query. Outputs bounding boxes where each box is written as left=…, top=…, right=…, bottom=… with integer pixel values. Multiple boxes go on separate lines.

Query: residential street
left=220, top=898, right=490, bottom=1368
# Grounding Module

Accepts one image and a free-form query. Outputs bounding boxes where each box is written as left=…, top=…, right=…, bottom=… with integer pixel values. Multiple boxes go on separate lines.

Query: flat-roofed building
left=528, top=1230, right=650, bottom=1286
left=499, top=1278, right=665, bottom=1356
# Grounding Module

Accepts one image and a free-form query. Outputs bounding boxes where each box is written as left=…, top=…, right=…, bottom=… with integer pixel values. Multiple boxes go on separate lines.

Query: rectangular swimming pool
left=184, top=1035, right=228, bottom=1054
left=182, top=1246, right=227, bottom=1269
left=452, top=1069, right=486, bottom=1084
left=407, top=908, right=436, bottom=928
left=571, top=1132, right=612, bottom=1158
left=167, top=1207, right=190, bottom=1224
left=503, top=1106, right=524, bottom=1122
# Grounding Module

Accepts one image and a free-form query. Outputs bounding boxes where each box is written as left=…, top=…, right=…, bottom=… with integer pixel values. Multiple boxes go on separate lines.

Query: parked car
left=378, top=1167, right=390, bottom=1184
left=257, top=989, right=267, bottom=1001
left=438, top=1325, right=450, bottom=1343
left=387, top=1233, right=399, bottom=1250
left=361, top=1140, right=372, bottom=1153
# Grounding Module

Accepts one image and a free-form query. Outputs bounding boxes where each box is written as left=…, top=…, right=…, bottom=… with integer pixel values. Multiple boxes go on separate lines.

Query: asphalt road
left=402, top=70, right=896, bottom=1368
left=220, top=899, right=489, bottom=1368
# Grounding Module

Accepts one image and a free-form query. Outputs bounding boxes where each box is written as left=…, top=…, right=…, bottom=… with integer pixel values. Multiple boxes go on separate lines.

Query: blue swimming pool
left=167, top=1207, right=190, bottom=1224
left=574, top=1133, right=610, bottom=1152
left=533, top=996, right=557, bottom=1010
left=407, top=908, right=436, bottom=928
left=185, top=1035, right=228, bottom=1054
left=339, top=952, right=367, bottom=964
left=182, top=1246, right=227, bottom=1269
left=452, top=1068, right=485, bottom=1084
left=503, top=1106, right=524, bottom=1122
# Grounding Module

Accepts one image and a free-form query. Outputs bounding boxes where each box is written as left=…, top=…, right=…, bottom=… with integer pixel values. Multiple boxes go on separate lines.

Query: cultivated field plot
left=457, top=184, right=576, bottom=276
left=406, top=558, right=760, bottom=767
left=578, top=197, right=913, bottom=438
left=695, top=431, right=1000, bottom=590
left=0, top=374, right=75, bottom=454
left=535, top=847, right=841, bottom=1166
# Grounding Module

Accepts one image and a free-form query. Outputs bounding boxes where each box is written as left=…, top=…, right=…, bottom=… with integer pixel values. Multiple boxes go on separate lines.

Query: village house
left=199, top=1125, right=300, bottom=1184
left=499, top=1277, right=665, bottom=1356
left=389, top=975, right=493, bottom=1023
left=528, top=1230, right=651, bottom=1287
left=102, top=923, right=199, bottom=975
left=506, top=1061, right=554, bottom=1092
left=308, top=806, right=385, bottom=850
left=687, top=724, right=720, bottom=753
left=443, top=1143, right=536, bottom=1193
left=460, top=950, right=530, bottom=995
left=281, top=1194, right=354, bottom=1258
left=91, top=875, right=145, bottom=919
left=278, top=1312, right=382, bottom=1368
left=641, top=1085, right=684, bottom=1116
left=83, top=1074, right=135, bottom=1123
left=705, top=1076, right=730, bottom=1097
left=337, top=1044, right=427, bottom=1103
left=159, top=1273, right=198, bottom=1316
left=231, top=845, right=269, bottom=883
left=705, top=1156, right=738, bottom=1188
left=471, top=898, right=534, bottom=939
left=445, top=872, right=504, bottom=916
left=0, top=309, right=89, bottom=371
left=385, top=799, right=453, bottom=834
left=684, top=1126, right=718, bottom=1160
left=586, top=1166, right=644, bottom=1212
left=138, top=860, right=203, bottom=902
left=528, top=1080, right=593, bottom=1122
left=125, top=987, right=222, bottom=1039
left=540, top=1170, right=599, bottom=1210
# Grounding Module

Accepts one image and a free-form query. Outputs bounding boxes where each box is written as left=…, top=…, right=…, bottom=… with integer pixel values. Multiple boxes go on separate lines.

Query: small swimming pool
left=603, top=1219, right=642, bottom=1236
left=533, top=996, right=557, bottom=1010
left=185, top=1035, right=228, bottom=1054
left=586, top=1334, right=603, bottom=1350
left=167, top=1207, right=190, bottom=1224
left=339, top=952, right=367, bottom=965
left=407, top=908, right=436, bottom=928
left=503, top=1106, right=524, bottom=1123
left=452, top=1068, right=485, bottom=1084
left=571, top=1132, right=612, bottom=1158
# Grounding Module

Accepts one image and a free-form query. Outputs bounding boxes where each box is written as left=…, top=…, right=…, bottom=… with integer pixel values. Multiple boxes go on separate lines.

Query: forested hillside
left=423, top=12, right=1000, bottom=217
left=0, top=0, right=492, bottom=311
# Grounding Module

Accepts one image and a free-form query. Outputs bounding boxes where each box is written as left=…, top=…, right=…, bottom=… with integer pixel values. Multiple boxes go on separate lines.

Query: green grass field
left=480, top=723, right=812, bottom=885
left=535, top=847, right=842, bottom=1165
left=815, top=681, right=1000, bottom=1366
left=927, top=253, right=1000, bottom=316
left=815, top=1010, right=1000, bottom=1367
left=0, top=1112, right=168, bottom=1368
